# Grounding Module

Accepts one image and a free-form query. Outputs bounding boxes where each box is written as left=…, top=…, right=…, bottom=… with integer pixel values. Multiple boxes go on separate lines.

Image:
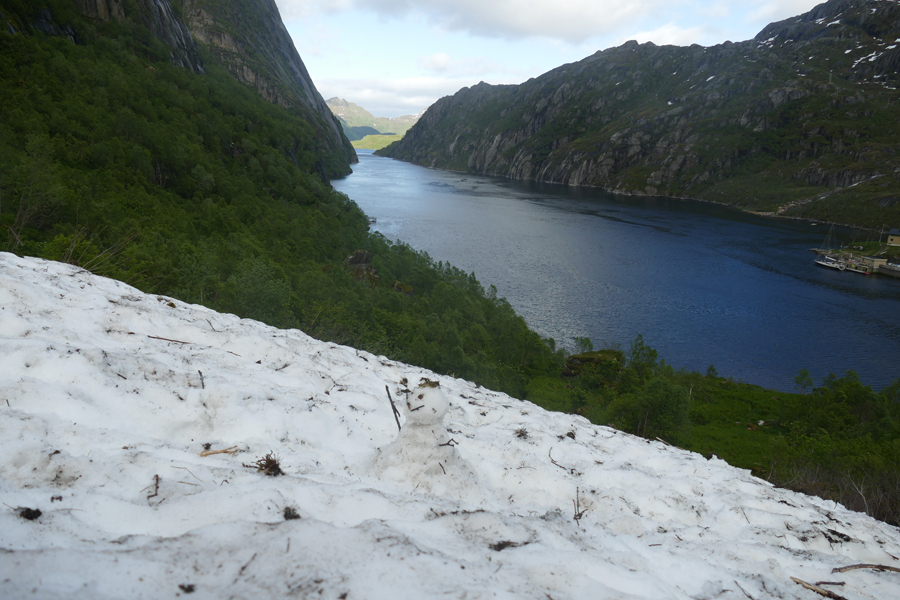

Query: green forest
left=2, top=1, right=898, bottom=527
left=0, top=1, right=562, bottom=398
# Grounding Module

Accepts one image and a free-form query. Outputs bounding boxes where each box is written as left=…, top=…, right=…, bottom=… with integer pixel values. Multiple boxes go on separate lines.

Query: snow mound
left=1, top=252, right=899, bottom=600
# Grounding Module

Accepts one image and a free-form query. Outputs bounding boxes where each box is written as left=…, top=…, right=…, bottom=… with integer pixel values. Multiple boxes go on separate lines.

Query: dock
left=810, top=248, right=900, bottom=277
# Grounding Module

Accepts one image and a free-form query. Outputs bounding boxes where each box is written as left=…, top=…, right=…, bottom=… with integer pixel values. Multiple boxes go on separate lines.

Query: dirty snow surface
left=1, top=252, right=899, bottom=600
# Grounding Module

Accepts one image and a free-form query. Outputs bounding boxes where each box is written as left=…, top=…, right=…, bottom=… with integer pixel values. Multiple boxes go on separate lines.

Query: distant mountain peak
left=326, top=98, right=422, bottom=140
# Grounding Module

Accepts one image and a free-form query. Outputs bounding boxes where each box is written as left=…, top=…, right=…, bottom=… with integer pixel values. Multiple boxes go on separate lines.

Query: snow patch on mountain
left=1, top=252, right=899, bottom=599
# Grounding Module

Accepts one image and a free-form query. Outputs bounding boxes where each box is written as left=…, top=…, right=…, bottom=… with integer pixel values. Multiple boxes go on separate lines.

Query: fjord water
left=334, top=150, right=900, bottom=391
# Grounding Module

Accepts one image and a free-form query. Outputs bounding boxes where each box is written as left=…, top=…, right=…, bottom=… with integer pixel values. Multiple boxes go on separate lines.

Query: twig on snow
left=147, top=334, right=190, bottom=344
left=141, top=474, right=160, bottom=501
left=548, top=448, right=567, bottom=471
left=831, top=564, right=900, bottom=574
left=385, top=385, right=402, bottom=431
left=200, top=446, right=238, bottom=457
left=790, top=577, right=848, bottom=600
left=144, top=335, right=240, bottom=356
left=233, top=552, right=258, bottom=584
left=734, top=580, right=755, bottom=599
left=172, top=466, right=204, bottom=482
left=573, top=487, right=587, bottom=524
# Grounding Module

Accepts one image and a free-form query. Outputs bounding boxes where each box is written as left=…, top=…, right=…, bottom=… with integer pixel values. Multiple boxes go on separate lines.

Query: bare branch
left=831, top=564, right=900, bottom=574
left=385, top=385, right=402, bottom=431
left=200, top=446, right=239, bottom=457
left=790, top=577, right=848, bottom=600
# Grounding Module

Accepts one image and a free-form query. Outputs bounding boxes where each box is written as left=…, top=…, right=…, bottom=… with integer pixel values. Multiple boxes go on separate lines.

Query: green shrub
left=605, top=377, right=691, bottom=445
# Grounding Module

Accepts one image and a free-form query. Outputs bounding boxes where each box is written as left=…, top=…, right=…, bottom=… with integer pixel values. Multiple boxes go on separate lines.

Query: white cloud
left=704, top=3, right=731, bottom=19
left=280, top=0, right=830, bottom=116
left=291, top=22, right=343, bottom=57
left=275, top=0, right=353, bottom=20
left=417, top=53, right=501, bottom=77
left=748, top=1, right=823, bottom=27
left=276, top=1, right=828, bottom=44
left=278, top=0, right=673, bottom=43
left=419, top=52, right=452, bottom=72
left=618, top=23, right=713, bottom=47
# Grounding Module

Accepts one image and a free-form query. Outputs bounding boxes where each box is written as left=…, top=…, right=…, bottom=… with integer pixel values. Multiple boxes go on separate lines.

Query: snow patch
left=1, top=253, right=900, bottom=599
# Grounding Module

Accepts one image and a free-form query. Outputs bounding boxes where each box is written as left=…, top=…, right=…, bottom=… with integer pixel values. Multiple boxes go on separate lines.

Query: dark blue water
left=334, top=150, right=900, bottom=391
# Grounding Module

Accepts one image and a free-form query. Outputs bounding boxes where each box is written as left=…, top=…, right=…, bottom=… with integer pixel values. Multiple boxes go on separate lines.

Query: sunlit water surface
left=334, top=150, right=900, bottom=391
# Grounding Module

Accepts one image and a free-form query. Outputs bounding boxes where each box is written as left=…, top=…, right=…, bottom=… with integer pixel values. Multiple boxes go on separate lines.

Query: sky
left=275, top=0, right=825, bottom=117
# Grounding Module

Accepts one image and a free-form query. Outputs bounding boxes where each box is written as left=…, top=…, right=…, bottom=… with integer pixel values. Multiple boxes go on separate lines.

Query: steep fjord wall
left=70, top=0, right=355, bottom=175
left=74, top=0, right=204, bottom=72
left=180, top=0, right=356, bottom=173
left=379, top=0, right=900, bottom=226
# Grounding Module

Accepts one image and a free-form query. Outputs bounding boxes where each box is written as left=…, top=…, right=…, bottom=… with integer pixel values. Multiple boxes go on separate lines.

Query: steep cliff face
left=76, top=0, right=204, bottom=73
left=180, top=0, right=356, bottom=171
left=379, top=0, right=900, bottom=225
left=2, top=0, right=353, bottom=176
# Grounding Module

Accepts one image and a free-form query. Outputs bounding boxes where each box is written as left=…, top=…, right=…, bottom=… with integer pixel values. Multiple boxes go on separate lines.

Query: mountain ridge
left=378, top=0, right=900, bottom=228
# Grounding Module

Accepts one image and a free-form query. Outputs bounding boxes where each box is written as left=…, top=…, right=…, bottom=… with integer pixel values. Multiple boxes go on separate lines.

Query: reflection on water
left=334, top=150, right=900, bottom=391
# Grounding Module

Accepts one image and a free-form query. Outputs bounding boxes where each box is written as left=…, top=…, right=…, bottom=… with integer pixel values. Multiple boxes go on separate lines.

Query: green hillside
left=0, top=0, right=559, bottom=398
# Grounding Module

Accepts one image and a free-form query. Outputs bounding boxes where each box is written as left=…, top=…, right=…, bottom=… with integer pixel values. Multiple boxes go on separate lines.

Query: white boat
left=815, top=254, right=845, bottom=270
left=814, top=224, right=846, bottom=270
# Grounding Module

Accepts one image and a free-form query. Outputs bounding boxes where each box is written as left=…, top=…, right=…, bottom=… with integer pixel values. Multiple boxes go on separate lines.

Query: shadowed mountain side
left=180, top=0, right=356, bottom=174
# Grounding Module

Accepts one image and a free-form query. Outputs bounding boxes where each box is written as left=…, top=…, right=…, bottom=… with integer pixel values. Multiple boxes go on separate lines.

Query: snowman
left=371, top=380, right=480, bottom=499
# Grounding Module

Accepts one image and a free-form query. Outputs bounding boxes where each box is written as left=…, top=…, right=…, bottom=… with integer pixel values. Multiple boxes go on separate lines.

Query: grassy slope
left=353, top=134, right=402, bottom=150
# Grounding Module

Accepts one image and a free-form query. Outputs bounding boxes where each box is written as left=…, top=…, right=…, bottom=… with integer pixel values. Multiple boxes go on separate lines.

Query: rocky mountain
left=179, top=0, right=356, bottom=172
left=378, top=0, right=900, bottom=228
left=2, top=0, right=358, bottom=176
left=2, top=0, right=205, bottom=73
left=327, top=97, right=421, bottom=140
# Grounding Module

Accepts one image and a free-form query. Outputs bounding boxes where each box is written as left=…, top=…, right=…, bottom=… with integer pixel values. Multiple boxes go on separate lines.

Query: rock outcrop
left=379, top=0, right=900, bottom=224
left=76, top=0, right=204, bottom=74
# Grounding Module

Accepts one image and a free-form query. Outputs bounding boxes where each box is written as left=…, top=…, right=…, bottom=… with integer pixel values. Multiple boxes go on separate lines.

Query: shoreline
left=371, top=153, right=885, bottom=233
